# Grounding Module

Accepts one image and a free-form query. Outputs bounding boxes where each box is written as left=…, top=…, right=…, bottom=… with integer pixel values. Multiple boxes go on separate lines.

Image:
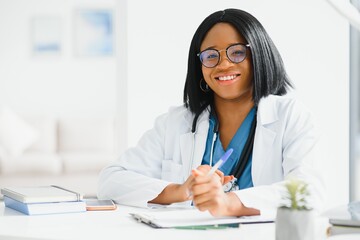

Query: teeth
left=218, top=75, right=237, bottom=81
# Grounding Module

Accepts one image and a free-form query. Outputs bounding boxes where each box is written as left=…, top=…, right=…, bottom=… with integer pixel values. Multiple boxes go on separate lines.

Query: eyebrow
left=200, top=42, right=245, bottom=52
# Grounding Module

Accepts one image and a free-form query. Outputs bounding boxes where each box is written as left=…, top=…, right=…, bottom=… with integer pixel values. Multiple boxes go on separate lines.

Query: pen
left=207, top=148, right=234, bottom=176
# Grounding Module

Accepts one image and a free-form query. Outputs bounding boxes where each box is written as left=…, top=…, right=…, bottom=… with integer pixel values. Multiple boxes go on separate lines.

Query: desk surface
left=0, top=202, right=357, bottom=240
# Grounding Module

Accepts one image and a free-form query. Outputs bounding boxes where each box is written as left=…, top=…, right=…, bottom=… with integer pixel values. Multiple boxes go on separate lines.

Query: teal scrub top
left=201, top=107, right=256, bottom=190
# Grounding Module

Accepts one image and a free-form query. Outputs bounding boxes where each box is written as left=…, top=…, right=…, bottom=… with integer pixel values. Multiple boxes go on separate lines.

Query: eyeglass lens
left=199, top=44, right=247, bottom=68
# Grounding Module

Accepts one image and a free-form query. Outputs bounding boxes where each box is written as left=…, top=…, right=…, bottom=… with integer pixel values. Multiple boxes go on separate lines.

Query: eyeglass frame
left=197, top=43, right=251, bottom=68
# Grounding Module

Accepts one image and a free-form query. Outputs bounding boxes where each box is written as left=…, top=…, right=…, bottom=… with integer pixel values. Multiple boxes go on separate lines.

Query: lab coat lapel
left=180, top=110, right=209, bottom=180
left=252, top=96, right=278, bottom=184
left=179, top=133, right=194, bottom=180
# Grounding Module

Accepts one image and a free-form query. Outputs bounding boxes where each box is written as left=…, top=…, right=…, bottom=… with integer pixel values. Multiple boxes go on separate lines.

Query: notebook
left=327, top=224, right=360, bottom=236
left=1, top=185, right=83, bottom=203
left=130, top=208, right=274, bottom=228
left=329, top=218, right=360, bottom=227
left=328, top=201, right=360, bottom=227
left=3, top=196, right=86, bottom=215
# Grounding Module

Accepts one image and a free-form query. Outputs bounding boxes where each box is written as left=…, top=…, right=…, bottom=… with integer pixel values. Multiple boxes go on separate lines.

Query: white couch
left=0, top=107, right=117, bottom=197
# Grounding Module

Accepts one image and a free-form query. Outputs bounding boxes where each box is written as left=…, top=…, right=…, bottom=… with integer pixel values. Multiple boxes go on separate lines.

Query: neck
left=213, top=95, right=254, bottom=122
left=213, top=95, right=254, bottom=150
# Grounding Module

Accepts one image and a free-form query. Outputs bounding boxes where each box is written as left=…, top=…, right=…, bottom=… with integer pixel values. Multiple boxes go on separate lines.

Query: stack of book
left=327, top=218, right=360, bottom=236
left=1, top=185, right=86, bottom=215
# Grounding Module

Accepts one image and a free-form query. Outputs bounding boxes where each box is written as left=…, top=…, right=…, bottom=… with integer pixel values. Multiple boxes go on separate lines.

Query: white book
left=329, top=218, right=360, bottom=227
left=1, top=185, right=83, bottom=203
left=327, top=225, right=360, bottom=236
left=4, top=196, right=86, bottom=215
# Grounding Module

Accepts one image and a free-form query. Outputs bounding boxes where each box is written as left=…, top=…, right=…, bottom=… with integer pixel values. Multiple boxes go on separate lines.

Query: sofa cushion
left=22, top=115, right=57, bottom=153
left=58, top=117, right=115, bottom=152
left=0, top=152, right=62, bottom=175
left=0, top=106, right=39, bottom=157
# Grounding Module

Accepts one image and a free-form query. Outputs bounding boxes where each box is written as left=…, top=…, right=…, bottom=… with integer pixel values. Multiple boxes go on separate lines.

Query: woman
left=98, top=8, right=324, bottom=216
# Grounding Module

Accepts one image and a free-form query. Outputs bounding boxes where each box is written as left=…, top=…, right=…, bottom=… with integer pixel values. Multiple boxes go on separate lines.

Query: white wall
left=0, top=0, right=350, bottom=209
left=125, top=0, right=349, bottom=209
left=0, top=0, right=118, bottom=118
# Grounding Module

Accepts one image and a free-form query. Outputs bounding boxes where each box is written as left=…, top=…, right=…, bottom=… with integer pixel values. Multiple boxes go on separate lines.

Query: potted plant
left=275, top=178, right=315, bottom=240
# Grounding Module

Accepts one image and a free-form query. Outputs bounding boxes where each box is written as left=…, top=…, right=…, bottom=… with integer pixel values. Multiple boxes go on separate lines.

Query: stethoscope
left=189, top=106, right=257, bottom=192
left=190, top=107, right=219, bottom=168
left=190, top=111, right=238, bottom=192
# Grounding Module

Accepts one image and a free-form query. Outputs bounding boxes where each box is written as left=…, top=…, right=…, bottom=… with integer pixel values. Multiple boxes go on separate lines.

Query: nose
left=217, top=51, right=232, bottom=68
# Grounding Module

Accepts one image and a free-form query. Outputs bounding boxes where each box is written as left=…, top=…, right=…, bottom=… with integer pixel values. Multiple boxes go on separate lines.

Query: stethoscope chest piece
left=223, top=178, right=239, bottom=193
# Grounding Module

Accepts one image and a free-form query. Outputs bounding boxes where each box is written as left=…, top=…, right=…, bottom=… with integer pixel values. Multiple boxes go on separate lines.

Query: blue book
left=4, top=196, right=86, bottom=215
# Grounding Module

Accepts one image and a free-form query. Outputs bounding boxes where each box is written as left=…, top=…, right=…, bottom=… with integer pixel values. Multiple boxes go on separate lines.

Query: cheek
left=241, top=62, right=254, bottom=83
left=201, top=68, right=212, bottom=82
left=242, top=72, right=253, bottom=88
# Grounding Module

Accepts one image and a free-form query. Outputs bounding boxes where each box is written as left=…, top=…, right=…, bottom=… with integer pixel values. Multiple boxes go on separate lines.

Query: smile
left=216, top=74, right=240, bottom=81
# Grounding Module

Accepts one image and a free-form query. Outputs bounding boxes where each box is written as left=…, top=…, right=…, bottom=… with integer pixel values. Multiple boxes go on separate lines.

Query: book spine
left=327, top=225, right=360, bottom=236
left=4, top=196, right=86, bottom=215
left=1, top=188, right=25, bottom=203
left=4, top=196, right=30, bottom=215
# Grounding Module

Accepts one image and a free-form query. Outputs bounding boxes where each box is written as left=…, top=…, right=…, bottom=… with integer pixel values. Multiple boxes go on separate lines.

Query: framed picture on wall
left=74, top=9, right=114, bottom=57
left=31, top=16, right=62, bottom=56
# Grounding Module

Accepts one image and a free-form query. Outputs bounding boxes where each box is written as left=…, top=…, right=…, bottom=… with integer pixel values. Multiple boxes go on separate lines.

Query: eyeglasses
left=197, top=43, right=250, bottom=68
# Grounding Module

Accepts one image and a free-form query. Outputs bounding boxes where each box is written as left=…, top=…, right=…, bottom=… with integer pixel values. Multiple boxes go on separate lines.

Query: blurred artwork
left=32, top=16, right=62, bottom=56
left=74, top=9, right=114, bottom=57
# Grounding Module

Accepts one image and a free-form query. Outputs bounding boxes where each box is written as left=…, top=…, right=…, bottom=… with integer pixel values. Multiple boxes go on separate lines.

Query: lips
left=215, top=74, right=240, bottom=81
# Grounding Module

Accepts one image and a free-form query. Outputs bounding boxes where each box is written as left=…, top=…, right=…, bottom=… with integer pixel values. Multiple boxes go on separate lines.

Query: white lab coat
left=98, top=95, right=325, bottom=213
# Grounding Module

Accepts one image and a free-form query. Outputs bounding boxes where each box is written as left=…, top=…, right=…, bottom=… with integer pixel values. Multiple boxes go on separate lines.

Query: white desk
left=0, top=202, right=356, bottom=240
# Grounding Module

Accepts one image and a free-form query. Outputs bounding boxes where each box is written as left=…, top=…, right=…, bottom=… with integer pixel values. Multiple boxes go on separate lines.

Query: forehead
left=201, top=22, right=246, bottom=50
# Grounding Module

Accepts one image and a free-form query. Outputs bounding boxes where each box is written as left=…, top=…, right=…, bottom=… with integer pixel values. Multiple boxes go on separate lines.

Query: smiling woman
left=98, top=8, right=325, bottom=217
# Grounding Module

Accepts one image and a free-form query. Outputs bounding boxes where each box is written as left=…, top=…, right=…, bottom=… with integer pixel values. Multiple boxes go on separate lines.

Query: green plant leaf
left=279, top=178, right=311, bottom=210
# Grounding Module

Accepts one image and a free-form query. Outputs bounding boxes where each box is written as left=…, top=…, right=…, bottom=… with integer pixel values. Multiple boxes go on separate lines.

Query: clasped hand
left=150, top=165, right=259, bottom=216
left=184, top=165, right=236, bottom=216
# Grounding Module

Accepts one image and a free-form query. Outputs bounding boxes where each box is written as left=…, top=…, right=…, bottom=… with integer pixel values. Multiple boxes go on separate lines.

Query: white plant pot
left=275, top=208, right=315, bottom=240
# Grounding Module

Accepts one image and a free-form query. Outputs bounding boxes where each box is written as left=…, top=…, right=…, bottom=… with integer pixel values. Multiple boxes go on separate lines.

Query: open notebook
left=130, top=208, right=274, bottom=228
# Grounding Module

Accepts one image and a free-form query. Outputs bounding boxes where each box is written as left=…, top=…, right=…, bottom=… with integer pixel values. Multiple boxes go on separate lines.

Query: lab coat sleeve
left=235, top=99, right=326, bottom=215
left=97, top=111, right=173, bottom=208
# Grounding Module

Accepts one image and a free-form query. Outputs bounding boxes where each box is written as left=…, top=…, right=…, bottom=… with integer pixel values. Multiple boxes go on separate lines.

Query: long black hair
left=183, top=8, right=293, bottom=116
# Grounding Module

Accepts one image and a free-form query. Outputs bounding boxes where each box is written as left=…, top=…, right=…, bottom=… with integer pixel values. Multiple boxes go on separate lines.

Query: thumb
left=191, top=169, right=204, bottom=177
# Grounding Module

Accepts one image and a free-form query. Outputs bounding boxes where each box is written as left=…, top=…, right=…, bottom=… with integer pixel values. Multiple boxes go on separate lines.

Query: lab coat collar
left=257, top=95, right=279, bottom=126
left=182, top=106, right=210, bottom=133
